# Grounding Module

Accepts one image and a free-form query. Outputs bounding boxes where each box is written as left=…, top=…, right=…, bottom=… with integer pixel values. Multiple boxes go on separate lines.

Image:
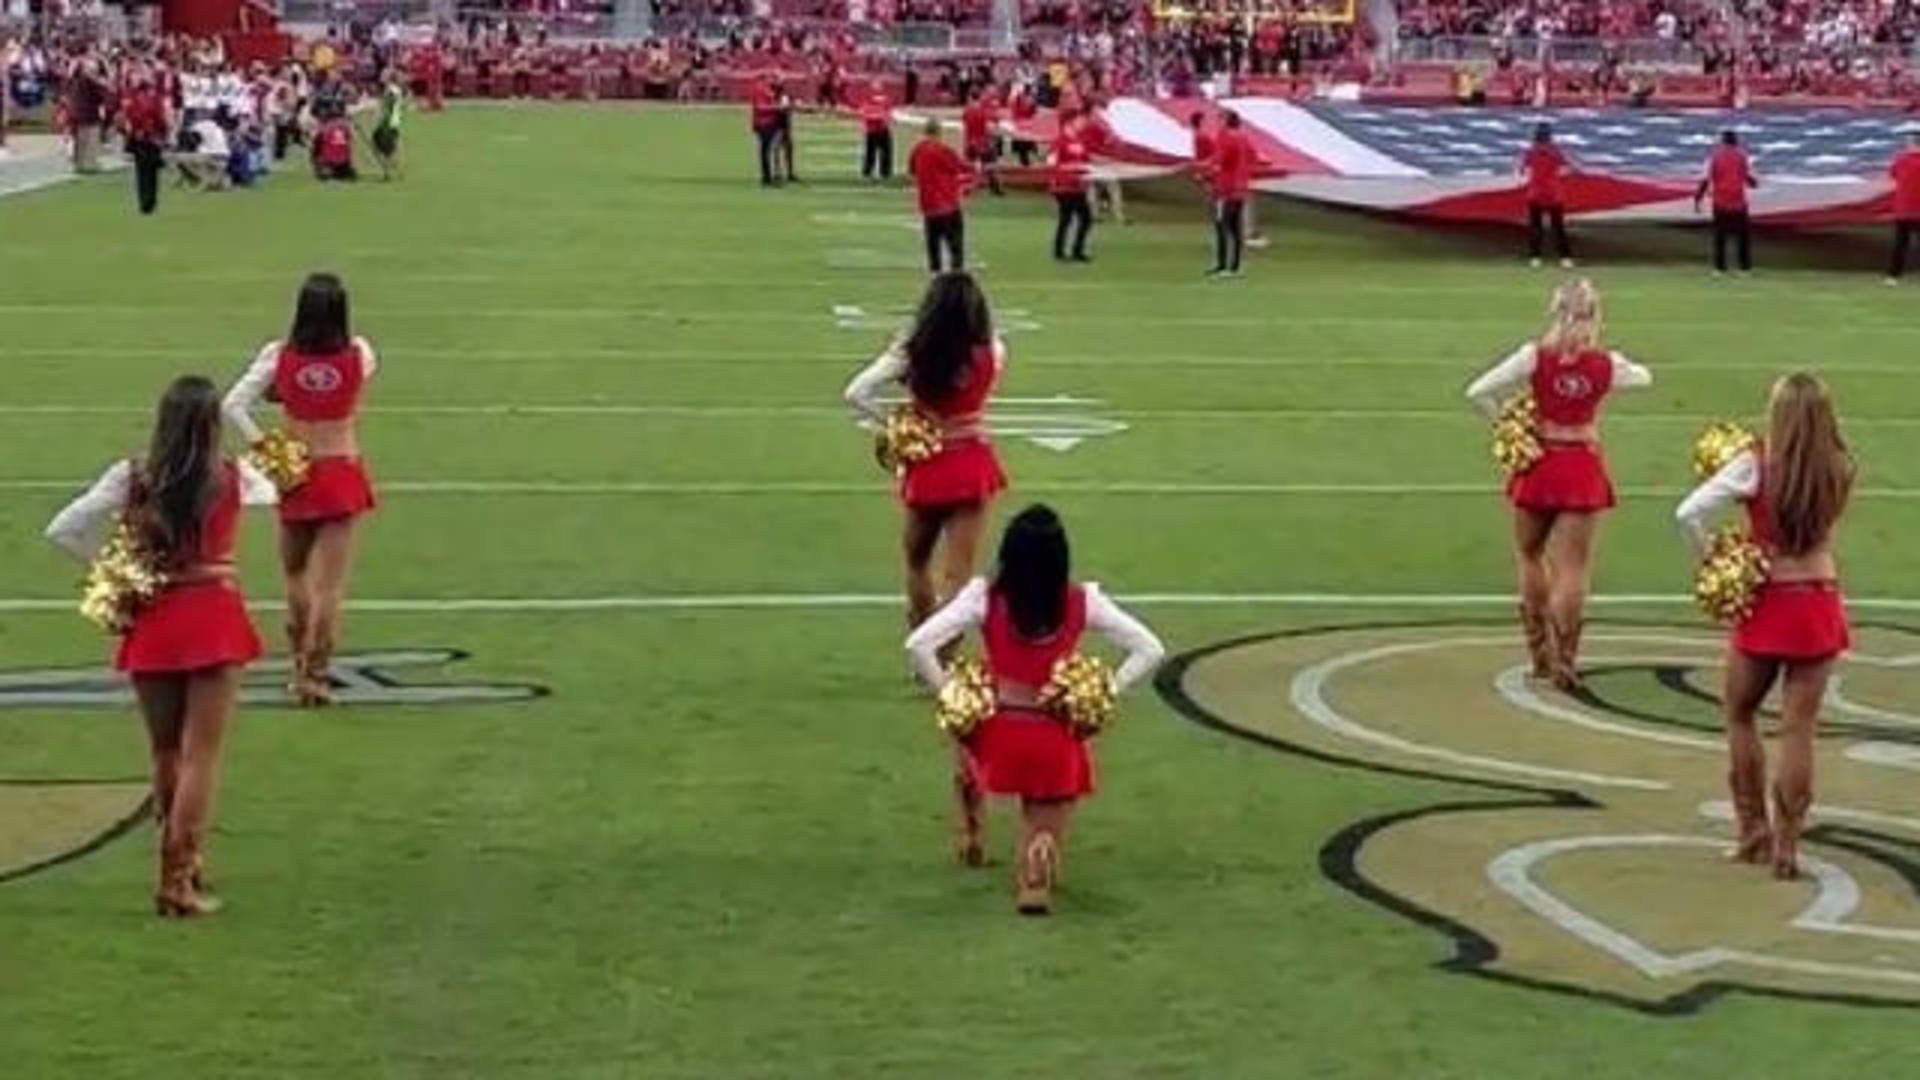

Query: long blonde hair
left=1765, top=372, right=1853, bottom=557
left=1541, top=278, right=1603, bottom=353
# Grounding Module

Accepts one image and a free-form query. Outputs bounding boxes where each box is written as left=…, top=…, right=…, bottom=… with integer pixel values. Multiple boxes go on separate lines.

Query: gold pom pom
left=1491, top=392, right=1544, bottom=477
left=1692, top=421, right=1759, bottom=480
left=79, top=519, right=168, bottom=634
left=1694, top=527, right=1771, bottom=624
left=1040, top=653, right=1119, bottom=739
left=935, top=657, right=995, bottom=739
left=875, top=406, right=943, bottom=473
left=247, top=429, right=312, bottom=492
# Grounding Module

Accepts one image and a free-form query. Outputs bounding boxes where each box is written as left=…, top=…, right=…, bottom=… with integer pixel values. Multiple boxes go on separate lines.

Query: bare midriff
left=289, top=416, right=359, bottom=459
left=1538, top=420, right=1599, bottom=444
left=1767, top=546, right=1838, bottom=584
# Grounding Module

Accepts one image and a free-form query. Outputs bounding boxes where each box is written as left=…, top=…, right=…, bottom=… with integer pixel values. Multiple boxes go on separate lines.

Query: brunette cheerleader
left=1677, top=373, right=1853, bottom=879
left=45, top=376, right=276, bottom=917
left=224, top=272, right=378, bottom=706
left=844, top=270, right=1008, bottom=631
left=1466, top=279, right=1651, bottom=689
left=905, top=505, right=1165, bottom=915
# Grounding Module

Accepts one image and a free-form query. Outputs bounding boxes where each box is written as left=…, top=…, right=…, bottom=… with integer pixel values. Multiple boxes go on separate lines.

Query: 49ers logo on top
left=294, top=360, right=345, bottom=395
left=1552, top=371, right=1595, bottom=401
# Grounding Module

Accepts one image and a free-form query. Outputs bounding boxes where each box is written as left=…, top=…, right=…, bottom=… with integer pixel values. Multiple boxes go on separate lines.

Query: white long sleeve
left=223, top=337, right=377, bottom=443
left=1465, top=342, right=1536, bottom=418
left=1083, top=583, right=1166, bottom=691
left=1608, top=350, right=1653, bottom=391
left=237, top=460, right=281, bottom=507
left=904, top=579, right=1167, bottom=693
left=44, top=460, right=133, bottom=562
left=842, top=339, right=907, bottom=424
left=1467, top=344, right=1652, bottom=417
left=1675, top=449, right=1760, bottom=554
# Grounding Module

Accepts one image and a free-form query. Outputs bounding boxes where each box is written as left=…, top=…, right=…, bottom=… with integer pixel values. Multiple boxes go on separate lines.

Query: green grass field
left=4, top=103, right=1920, bottom=1077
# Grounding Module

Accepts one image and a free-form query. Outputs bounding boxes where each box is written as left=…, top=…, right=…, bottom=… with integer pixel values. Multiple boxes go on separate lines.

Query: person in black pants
left=909, top=119, right=968, bottom=273
left=1050, top=128, right=1093, bottom=262
left=120, top=70, right=171, bottom=216
left=1519, top=124, right=1573, bottom=268
left=859, top=80, right=893, bottom=182
left=1695, top=130, right=1757, bottom=275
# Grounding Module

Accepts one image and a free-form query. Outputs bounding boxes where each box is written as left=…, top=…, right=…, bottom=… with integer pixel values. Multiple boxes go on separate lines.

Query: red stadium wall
left=162, top=0, right=290, bottom=65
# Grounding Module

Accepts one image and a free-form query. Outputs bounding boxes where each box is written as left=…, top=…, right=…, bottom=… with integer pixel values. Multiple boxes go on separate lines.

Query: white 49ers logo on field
left=1553, top=372, right=1595, bottom=400
left=294, top=362, right=344, bottom=394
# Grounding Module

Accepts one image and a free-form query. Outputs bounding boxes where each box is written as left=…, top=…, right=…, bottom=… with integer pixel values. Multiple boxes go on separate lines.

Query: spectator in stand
left=1520, top=122, right=1575, bottom=269
left=1887, top=132, right=1920, bottom=284
left=1208, top=111, right=1253, bottom=279
left=1695, top=128, right=1757, bottom=275
left=67, top=55, right=107, bottom=174
left=909, top=117, right=970, bottom=273
left=860, top=77, right=893, bottom=181
left=1049, top=109, right=1094, bottom=263
left=121, top=63, right=171, bottom=215
left=961, top=87, right=1000, bottom=196
left=750, top=76, right=780, bottom=186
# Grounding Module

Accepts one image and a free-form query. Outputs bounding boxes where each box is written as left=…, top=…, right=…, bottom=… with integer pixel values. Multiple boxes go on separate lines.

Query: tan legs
left=280, top=519, right=356, bottom=706
left=1721, top=650, right=1831, bottom=879
left=137, top=666, right=241, bottom=917
left=953, top=751, right=985, bottom=868
left=1771, top=657, right=1832, bottom=880
left=1514, top=509, right=1597, bottom=690
left=1015, top=798, right=1074, bottom=915
left=1722, top=650, right=1777, bottom=865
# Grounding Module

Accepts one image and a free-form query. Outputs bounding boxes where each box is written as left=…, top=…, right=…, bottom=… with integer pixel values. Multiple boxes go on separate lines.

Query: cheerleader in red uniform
left=905, top=505, right=1165, bottom=914
left=223, top=273, right=378, bottom=706
left=844, top=271, right=1007, bottom=631
left=45, top=376, right=276, bottom=917
left=1677, top=373, right=1853, bottom=879
left=1466, top=279, right=1651, bottom=689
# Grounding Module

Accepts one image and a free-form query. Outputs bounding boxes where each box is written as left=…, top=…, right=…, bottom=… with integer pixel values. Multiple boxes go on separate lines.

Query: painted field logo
left=1159, top=620, right=1920, bottom=1013
left=0, top=650, right=546, bottom=886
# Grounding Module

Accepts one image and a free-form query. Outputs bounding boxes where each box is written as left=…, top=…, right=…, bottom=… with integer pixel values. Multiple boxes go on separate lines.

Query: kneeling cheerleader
left=904, top=504, right=1165, bottom=915
left=1677, top=372, right=1854, bottom=880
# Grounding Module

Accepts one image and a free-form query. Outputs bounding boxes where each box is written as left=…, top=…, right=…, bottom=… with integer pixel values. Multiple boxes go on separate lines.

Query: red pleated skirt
left=900, top=439, right=1006, bottom=510
left=1733, top=581, right=1851, bottom=661
left=280, top=455, right=377, bottom=524
left=1507, top=442, right=1616, bottom=512
left=963, top=709, right=1095, bottom=800
left=115, top=581, right=263, bottom=674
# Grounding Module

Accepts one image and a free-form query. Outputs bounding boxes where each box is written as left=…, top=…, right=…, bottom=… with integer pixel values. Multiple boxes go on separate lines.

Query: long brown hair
left=904, top=271, right=993, bottom=402
left=1764, top=372, right=1853, bottom=557
left=130, top=376, right=225, bottom=569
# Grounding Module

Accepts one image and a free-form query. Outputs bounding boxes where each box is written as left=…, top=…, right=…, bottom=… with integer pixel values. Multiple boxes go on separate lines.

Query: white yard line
left=10, top=345, right=1920, bottom=375
left=10, top=402, right=1920, bottom=429
left=14, top=478, right=1920, bottom=500
left=3, top=591, right=1920, bottom=614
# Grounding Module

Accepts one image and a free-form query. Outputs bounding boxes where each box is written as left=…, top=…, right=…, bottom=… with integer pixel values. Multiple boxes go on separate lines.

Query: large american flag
left=1082, top=98, right=1917, bottom=223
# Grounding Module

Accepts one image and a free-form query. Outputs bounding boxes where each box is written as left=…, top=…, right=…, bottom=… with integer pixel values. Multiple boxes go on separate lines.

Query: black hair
left=993, top=504, right=1071, bottom=640
left=132, top=375, right=224, bottom=568
left=1533, top=122, right=1552, bottom=143
left=1722, top=129, right=1740, bottom=145
left=1189, top=111, right=1204, bottom=127
left=1225, top=111, right=1241, bottom=129
left=904, top=271, right=992, bottom=402
left=289, top=272, right=350, bottom=354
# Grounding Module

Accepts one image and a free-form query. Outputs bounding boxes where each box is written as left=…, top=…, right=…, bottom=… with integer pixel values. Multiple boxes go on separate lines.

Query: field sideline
left=2, top=103, right=1918, bottom=1077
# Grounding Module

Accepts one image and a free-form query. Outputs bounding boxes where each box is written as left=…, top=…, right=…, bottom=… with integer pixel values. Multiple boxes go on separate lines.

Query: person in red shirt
left=1886, top=132, right=1920, bottom=283
left=1520, top=122, right=1575, bottom=269
left=1189, top=110, right=1215, bottom=171
left=1694, top=129, right=1758, bottom=274
left=749, top=78, right=781, bottom=186
left=119, top=64, right=172, bottom=216
left=1209, top=111, right=1254, bottom=278
left=909, top=118, right=971, bottom=273
left=1049, top=113, right=1094, bottom=263
left=859, top=78, right=893, bottom=181
left=1007, top=83, right=1038, bottom=166
left=312, top=116, right=358, bottom=182
left=960, top=88, right=1001, bottom=196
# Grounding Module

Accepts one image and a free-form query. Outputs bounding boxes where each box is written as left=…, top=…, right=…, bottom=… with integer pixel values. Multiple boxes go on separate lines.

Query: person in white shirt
left=1673, top=373, right=1854, bottom=879
left=904, top=505, right=1164, bottom=914
left=1465, top=279, right=1651, bottom=688
left=178, top=113, right=232, bottom=189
